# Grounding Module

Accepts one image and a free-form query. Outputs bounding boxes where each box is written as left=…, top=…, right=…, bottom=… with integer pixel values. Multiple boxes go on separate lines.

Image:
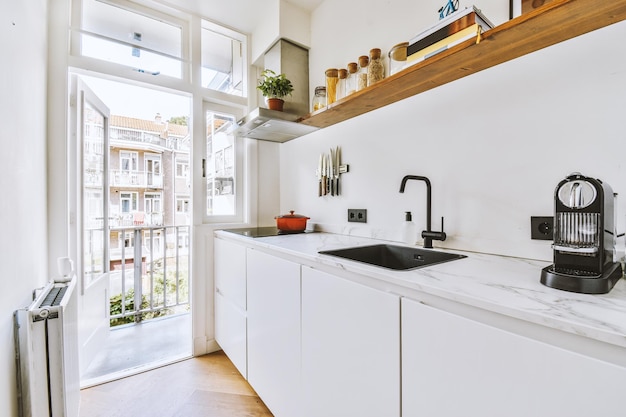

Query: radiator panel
left=15, top=277, right=80, bottom=417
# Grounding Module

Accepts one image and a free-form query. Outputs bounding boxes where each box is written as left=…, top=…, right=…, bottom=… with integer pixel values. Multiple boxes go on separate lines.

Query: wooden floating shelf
left=298, top=0, right=626, bottom=129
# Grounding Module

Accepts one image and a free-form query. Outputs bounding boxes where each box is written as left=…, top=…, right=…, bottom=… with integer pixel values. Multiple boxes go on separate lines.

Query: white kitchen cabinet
left=247, top=248, right=301, bottom=417
left=214, top=238, right=247, bottom=378
left=301, top=266, right=401, bottom=417
left=401, top=297, right=626, bottom=417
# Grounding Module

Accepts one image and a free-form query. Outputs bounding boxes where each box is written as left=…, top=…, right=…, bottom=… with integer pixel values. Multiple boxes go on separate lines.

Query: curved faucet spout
left=399, top=175, right=445, bottom=248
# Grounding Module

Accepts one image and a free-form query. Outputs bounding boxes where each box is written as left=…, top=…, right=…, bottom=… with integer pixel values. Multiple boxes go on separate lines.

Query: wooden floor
left=79, top=350, right=274, bottom=417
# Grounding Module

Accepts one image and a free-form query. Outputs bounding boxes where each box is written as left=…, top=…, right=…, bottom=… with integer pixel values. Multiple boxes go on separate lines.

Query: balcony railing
left=86, top=212, right=164, bottom=229
left=110, top=169, right=163, bottom=188
left=109, top=225, right=190, bottom=325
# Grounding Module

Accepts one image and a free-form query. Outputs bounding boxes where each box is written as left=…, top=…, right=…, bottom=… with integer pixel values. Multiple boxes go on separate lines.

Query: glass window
left=120, top=192, right=138, bottom=213
left=145, top=192, right=162, bottom=213
left=205, top=109, right=242, bottom=221
left=77, top=0, right=184, bottom=78
left=201, top=20, right=246, bottom=97
left=176, top=198, right=190, bottom=213
left=176, top=161, right=189, bottom=178
left=145, top=154, right=162, bottom=187
left=120, top=151, right=138, bottom=172
left=81, top=90, right=109, bottom=286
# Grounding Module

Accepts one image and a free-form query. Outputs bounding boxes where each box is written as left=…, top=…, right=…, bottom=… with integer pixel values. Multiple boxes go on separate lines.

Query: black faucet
left=399, top=175, right=447, bottom=248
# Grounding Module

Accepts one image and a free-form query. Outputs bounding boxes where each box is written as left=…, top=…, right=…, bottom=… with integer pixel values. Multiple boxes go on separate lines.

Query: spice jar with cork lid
left=346, top=62, right=358, bottom=96
left=356, top=55, right=369, bottom=92
left=336, top=68, right=348, bottom=101
left=312, top=86, right=326, bottom=111
left=325, top=68, right=339, bottom=105
left=367, top=48, right=384, bottom=86
left=388, top=42, right=408, bottom=75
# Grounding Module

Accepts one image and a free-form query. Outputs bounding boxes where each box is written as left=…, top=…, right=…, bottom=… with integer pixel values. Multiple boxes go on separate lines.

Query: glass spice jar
left=367, top=48, right=384, bottom=86
left=325, top=68, right=339, bottom=105
left=388, top=42, right=409, bottom=75
left=345, top=62, right=358, bottom=96
left=336, top=69, right=348, bottom=101
left=356, top=55, right=369, bottom=92
left=312, top=86, right=326, bottom=111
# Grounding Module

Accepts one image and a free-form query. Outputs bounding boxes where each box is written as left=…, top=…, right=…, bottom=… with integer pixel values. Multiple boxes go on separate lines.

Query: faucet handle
left=421, top=217, right=447, bottom=243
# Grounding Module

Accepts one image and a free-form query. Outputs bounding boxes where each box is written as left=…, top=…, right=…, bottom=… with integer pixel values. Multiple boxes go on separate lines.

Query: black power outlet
left=348, top=209, right=367, bottom=223
left=531, top=216, right=554, bottom=240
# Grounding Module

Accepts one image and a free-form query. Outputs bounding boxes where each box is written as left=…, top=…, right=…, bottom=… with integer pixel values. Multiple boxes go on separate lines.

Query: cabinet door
left=401, top=297, right=626, bottom=417
left=247, top=249, right=301, bottom=417
left=214, top=291, right=247, bottom=378
left=214, top=238, right=246, bottom=310
left=214, top=238, right=247, bottom=378
left=301, top=267, right=400, bottom=417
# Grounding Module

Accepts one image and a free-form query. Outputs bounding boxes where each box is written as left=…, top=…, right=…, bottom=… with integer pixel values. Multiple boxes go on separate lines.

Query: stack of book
left=406, top=6, right=494, bottom=67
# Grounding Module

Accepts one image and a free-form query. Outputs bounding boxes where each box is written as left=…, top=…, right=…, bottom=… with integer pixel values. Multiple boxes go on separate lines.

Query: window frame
left=120, top=191, right=138, bottom=213
left=71, top=0, right=190, bottom=83
left=202, top=101, right=245, bottom=224
left=120, top=150, right=138, bottom=172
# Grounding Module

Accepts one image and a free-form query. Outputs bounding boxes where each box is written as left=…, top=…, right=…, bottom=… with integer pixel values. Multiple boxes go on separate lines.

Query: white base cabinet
left=301, top=266, right=400, bottom=417
left=401, top=297, right=626, bottom=417
left=247, top=249, right=301, bottom=417
left=215, top=236, right=626, bottom=417
left=214, top=238, right=247, bottom=378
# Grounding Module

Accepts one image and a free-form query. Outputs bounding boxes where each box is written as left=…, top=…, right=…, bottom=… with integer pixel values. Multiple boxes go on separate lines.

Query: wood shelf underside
left=298, top=0, right=626, bottom=129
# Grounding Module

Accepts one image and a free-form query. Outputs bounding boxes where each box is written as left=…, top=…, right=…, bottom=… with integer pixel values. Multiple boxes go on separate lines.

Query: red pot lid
left=275, top=210, right=310, bottom=219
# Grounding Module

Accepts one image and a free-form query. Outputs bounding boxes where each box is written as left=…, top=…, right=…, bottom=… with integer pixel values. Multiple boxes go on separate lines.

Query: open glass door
left=69, top=76, right=111, bottom=379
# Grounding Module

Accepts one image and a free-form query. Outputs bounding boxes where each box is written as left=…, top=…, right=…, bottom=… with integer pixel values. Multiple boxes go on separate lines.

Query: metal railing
left=109, top=169, right=163, bottom=188
left=86, top=212, right=164, bottom=229
left=109, top=225, right=190, bottom=325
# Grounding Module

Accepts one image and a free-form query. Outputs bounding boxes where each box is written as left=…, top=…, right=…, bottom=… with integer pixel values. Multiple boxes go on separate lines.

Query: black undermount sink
left=319, top=244, right=466, bottom=271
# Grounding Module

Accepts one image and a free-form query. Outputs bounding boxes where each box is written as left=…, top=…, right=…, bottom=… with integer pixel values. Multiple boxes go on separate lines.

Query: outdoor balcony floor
left=81, top=313, right=192, bottom=387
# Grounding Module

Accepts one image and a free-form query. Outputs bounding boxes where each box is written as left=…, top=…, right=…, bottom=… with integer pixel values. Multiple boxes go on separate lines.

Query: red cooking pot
left=275, top=211, right=310, bottom=232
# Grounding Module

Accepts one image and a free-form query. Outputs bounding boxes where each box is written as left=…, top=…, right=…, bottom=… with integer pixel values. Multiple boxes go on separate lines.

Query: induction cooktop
left=221, top=227, right=316, bottom=238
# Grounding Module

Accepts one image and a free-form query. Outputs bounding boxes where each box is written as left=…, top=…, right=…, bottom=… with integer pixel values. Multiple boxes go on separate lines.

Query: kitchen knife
left=317, top=153, right=323, bottom=197
left=329, top=148, right=335, bottom=196
left=322, top=153, right=327, bottom=195
left=335, top=146, right=341, bottom=195
left=327, top=153, right=331, bottom=195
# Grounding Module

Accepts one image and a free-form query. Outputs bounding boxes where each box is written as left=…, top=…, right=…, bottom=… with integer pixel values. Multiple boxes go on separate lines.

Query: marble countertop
left=215, top=230, right=626, bottom=349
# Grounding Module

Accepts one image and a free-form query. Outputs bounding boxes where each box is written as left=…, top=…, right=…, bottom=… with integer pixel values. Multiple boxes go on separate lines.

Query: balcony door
left=70, top=73, right=193, bottom=385
left=145, top=154, right=162, bottom=188
left=70, top=76, right=111, bottom=378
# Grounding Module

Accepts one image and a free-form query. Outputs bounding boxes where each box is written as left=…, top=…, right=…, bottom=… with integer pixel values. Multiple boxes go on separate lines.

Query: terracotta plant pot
left=267, top=97, right=285, bottom=111
left=275, top=210, right=310, bottom=232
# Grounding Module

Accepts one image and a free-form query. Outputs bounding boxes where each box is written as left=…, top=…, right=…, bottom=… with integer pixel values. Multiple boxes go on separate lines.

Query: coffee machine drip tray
left=540, top=263, right=623, bottom=294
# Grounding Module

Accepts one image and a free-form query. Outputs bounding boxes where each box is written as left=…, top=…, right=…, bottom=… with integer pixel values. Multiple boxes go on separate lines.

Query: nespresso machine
left=540, top=172, right=623, bottom=294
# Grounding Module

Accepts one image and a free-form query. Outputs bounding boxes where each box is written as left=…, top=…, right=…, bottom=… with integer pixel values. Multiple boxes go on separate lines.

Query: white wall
left=279, top=0, right=626, bottom=262
left=0, top=1, right=49, bottom=416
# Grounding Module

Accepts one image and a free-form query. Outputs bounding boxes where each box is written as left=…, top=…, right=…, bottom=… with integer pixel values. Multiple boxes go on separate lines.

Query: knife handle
left=319, top=180, right=322, bottom=197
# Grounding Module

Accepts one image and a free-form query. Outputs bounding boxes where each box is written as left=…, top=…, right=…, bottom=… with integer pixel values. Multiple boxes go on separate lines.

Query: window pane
left=201, top=24, right=245, bottom=97
left=83, top=101, right=106, bottom=283
left=206, top=111, right=238, bottom=217
left=80, top=0, right=183, bottom=78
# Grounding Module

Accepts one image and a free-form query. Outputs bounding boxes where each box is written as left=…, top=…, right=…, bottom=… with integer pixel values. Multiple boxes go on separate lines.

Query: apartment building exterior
left=84, top=111, right=190, bottom=272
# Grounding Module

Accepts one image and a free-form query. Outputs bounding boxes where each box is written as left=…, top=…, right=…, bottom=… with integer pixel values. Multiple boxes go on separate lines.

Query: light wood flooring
left=79, top=350, right=274, bottom=417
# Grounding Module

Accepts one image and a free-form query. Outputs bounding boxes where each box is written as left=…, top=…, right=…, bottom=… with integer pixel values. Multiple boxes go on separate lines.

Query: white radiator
left=14, top=276, right=80, bottom=417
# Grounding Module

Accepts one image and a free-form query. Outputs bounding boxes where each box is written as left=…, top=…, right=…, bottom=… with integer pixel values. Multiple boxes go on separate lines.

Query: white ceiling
left=157, top=0, right=324, bottom=33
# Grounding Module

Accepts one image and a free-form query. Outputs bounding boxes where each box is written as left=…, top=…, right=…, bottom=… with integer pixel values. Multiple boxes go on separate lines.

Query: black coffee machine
left=540, top=172, right=623, bottom=294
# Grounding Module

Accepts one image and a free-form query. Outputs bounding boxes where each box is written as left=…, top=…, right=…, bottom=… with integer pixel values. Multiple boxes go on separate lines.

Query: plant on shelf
left=256, top=69, right=294, bottom=111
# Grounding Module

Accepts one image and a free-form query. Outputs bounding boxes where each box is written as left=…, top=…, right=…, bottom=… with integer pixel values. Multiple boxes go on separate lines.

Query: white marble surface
left=215, top=230, right=626, bottom=349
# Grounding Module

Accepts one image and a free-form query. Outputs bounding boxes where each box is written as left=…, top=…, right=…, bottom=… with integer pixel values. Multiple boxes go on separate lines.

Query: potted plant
left=257, top=69, right=294, bottom=111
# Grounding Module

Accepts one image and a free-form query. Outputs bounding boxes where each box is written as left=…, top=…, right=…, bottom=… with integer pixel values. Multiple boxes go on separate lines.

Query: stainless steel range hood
left=234, top=39, right=318, bottom=142
left=234, top=107, right=318, bottom=142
